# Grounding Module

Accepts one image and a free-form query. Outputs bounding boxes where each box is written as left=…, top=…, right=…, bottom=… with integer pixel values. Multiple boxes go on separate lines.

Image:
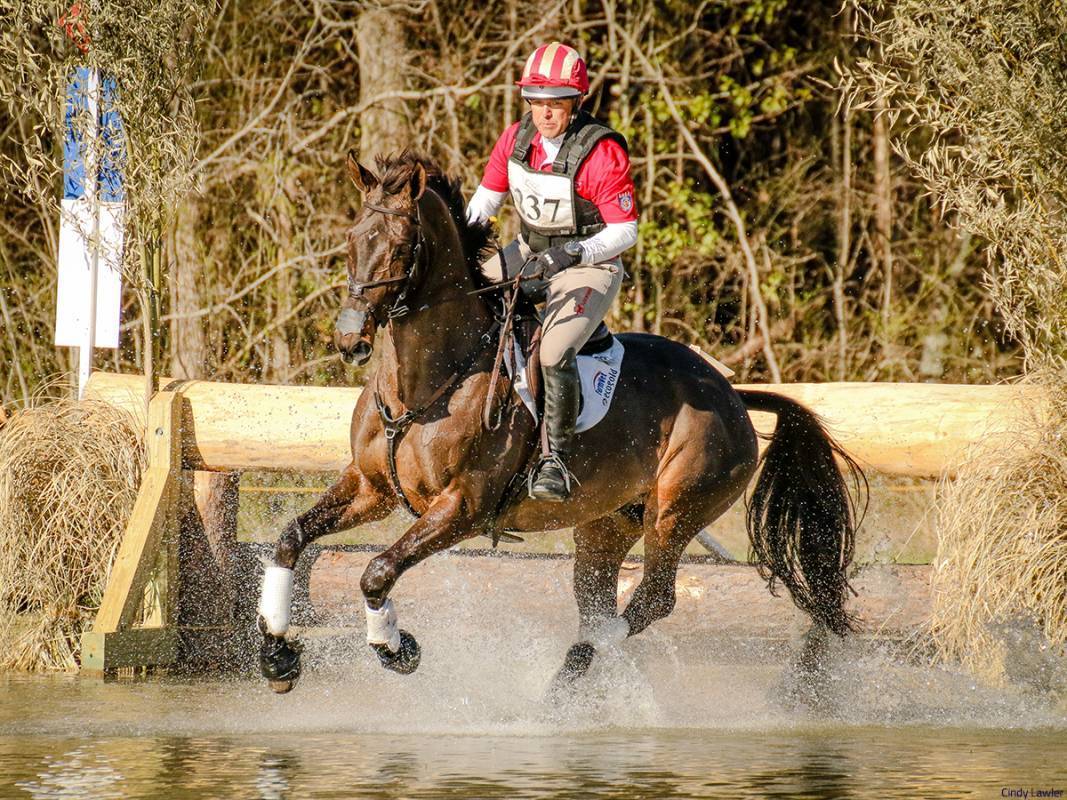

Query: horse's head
left=335, top=151, right=428, bottom=365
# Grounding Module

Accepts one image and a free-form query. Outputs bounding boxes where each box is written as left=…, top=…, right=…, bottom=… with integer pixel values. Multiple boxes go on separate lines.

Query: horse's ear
left=346, top=151, right=378, bottom=193
left=410, top=162, right=427, bottom=201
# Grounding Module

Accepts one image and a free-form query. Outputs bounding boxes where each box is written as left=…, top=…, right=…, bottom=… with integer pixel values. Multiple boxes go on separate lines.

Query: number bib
left=506, top=160, right=576, bottom=234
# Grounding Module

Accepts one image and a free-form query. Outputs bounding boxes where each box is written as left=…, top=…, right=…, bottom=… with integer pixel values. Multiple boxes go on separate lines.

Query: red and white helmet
left=517, top=42, right=589, bottom=99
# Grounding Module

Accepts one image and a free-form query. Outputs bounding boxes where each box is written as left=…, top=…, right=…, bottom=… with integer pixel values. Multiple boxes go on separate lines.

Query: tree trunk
left=873, top=96, right=894, bottom=338
left=832, top=6, right=853, bottom=382
left=356, top=5, right=412, bottom=163
left=169, top=206, right=208, bottom=380
left=833, top=106, right=852, bottom=382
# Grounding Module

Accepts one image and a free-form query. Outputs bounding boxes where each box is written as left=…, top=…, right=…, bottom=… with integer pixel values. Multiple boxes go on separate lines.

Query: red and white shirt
left=466, top=121, right=639, bottom=265
left=480, top=121, right=638, bottom=224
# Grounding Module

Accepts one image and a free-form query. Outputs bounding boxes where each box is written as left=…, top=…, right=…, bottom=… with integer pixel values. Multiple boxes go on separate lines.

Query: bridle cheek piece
left=347, top=202, right=426, bottom=321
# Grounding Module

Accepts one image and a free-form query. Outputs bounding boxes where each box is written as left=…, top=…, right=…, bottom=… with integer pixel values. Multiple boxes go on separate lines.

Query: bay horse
left=256, top=151, right=864, bottom=694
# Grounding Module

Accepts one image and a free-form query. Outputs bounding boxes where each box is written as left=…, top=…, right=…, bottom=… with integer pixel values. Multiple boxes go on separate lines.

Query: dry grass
left=929, top=382, right=1067, bottom=688
left=0, top=397, right=145, bottom=672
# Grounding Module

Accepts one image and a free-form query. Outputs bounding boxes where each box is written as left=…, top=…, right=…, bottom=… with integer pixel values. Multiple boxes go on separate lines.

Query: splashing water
left=1, top=555, right=1064, bottom=797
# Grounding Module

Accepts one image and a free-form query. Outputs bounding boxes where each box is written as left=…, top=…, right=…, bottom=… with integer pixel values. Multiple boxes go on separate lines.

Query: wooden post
left=179, top=471, right=239, bottom=625
left=81, top=391, right=183, bottom=676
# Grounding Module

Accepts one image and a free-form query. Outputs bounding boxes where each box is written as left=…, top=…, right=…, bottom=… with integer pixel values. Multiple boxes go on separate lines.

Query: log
left=739, top=382, right=1048, bottom=478
left=86, top=371, right=360, bottom=473
left=178, top=471, right=240, bottom=628
left=177, top=471, right=261, bottom=670
left=84, top=371, right=1046, bottom=478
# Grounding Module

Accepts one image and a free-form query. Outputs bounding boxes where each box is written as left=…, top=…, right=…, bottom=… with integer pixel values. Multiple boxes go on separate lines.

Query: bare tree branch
left=612, top=19, right=783, bottom=382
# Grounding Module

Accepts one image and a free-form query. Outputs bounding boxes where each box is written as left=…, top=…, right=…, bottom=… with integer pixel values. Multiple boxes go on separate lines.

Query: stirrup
left=528, top=452, right=580, bottom=499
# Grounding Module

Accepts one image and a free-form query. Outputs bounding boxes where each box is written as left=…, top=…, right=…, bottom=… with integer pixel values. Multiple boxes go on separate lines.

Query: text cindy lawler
left=1002, top=789, right=1063, bottom=798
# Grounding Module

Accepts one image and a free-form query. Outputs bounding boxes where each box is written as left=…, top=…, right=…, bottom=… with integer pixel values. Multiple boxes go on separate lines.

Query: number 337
left=512, top=189, right=561, bottom=222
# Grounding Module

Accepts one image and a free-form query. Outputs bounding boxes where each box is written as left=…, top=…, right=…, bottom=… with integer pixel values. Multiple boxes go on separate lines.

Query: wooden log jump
left=84, top=371, right=1046, bottom=478
left=77, top=370, right=1046, bottom=676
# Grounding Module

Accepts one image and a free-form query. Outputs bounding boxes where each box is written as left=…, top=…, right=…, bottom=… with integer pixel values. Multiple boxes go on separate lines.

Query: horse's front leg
left=259, top=464, right=392, bottom=692
left=360, top=486, right=486, bottom=675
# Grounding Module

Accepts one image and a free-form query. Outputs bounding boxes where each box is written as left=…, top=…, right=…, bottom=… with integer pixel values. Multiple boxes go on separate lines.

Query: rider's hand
left=531, top=244, right=581, bottom=280
left=520, top=257, right=544, bottom=281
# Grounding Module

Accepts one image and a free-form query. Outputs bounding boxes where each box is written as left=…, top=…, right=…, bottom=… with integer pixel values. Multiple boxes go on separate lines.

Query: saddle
left=480, top=285, right=621, bottom=545
left=509, top=301, right=613, bottom=420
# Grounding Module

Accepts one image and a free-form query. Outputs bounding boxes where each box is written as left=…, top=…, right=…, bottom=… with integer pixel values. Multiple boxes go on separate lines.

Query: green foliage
left=0, top=0, right=211, bottom=276
left=857, top=0, right=1067, bottom=374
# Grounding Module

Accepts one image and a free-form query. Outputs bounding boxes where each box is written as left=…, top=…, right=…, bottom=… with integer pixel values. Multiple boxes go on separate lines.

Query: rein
left=482, top=269, right=525, bottom=431
left=356, top=195, right=522, bottom=529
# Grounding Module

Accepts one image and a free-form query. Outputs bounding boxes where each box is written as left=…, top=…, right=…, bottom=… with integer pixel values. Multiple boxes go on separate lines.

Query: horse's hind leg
left=620, top=510, right=693, bottom=638
left=622, top=415, right=754, bottom=637
left=552, top=507, right=642, bottom=687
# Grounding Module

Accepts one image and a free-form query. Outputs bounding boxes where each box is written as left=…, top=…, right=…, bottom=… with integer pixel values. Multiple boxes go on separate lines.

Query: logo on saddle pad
left=592, top=367, right=619, bottom=406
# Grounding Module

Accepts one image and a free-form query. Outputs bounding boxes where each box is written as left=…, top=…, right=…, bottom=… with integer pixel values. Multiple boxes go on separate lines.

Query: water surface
left=2, top=579, right=1064, bottom=798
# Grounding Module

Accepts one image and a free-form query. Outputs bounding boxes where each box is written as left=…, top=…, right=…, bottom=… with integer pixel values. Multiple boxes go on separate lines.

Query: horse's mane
left=374, top=150, right=496, bottom=288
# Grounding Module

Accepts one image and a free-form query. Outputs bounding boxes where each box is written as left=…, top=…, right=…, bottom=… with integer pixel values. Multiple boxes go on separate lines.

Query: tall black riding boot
left=530, top=358, right=581, bottom=502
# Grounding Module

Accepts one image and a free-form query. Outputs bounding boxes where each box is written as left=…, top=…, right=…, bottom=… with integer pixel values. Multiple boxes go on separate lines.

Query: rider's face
left=529, top=98, right=576, bottom=139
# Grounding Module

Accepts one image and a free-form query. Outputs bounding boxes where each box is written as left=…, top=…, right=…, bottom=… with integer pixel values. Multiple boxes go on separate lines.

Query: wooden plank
left=84, top=372, right=1048, bottom=478
left=85, top=372, right=359, bottom=473
left=736, top=382, right=1048, bottom=478
left=90, top=392, right=183, bottom=634
left=80, top=628, right=179, bottom=676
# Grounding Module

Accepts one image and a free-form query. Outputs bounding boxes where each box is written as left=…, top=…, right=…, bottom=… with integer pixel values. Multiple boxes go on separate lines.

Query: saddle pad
left=507, top=336, right=626, bottom=434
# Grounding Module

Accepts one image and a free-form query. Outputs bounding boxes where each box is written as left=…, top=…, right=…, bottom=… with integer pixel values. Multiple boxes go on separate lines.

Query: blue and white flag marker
left=55, top=65, right=125, bottom=398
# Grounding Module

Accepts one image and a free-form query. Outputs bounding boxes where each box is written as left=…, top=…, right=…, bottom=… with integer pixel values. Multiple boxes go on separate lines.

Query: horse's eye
left=393, top=245, right=410, bottom=262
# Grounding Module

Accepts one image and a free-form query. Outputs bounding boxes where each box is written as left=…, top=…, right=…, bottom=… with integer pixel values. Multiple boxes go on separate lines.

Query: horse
left=256, top=151, right=864, bottom=694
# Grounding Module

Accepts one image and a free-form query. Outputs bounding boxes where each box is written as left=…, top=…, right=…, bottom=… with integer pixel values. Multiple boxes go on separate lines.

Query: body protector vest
left=507, top=110, right=629, bottom=253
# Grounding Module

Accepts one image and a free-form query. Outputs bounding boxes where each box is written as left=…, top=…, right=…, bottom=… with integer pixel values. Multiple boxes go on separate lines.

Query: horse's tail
left=735, top=390, right=867, bottom=636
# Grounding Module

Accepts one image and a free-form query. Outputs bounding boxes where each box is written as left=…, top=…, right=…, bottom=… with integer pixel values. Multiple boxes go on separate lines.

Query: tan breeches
left=480, top=238, right=623, bottom=367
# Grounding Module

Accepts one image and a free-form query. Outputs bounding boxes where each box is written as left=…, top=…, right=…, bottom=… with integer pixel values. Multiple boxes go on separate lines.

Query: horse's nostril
left=341, top=341, right=373, bottom=366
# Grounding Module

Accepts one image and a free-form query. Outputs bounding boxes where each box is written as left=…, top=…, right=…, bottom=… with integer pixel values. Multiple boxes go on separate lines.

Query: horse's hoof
left=260, top=631, right=302, bottom=688
left=552, top=642, right=596, bottom=687
left=372, top=629, right=421, bottom=675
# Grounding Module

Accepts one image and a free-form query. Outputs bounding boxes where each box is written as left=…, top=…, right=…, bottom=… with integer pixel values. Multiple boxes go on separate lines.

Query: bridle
left=347, top=201, right=427, bottom=321
left=352, top=198, right=504, bottom=519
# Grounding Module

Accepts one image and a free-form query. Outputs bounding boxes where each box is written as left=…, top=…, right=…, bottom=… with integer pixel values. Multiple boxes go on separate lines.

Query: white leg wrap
left=579, top=616, right=630, bottom=648
left=366, top=599, right=401, bottom=653
left=258, top=566, right=294, bottom=636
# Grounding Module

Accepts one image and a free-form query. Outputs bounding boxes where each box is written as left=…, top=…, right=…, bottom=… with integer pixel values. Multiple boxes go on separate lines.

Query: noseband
left=348, top=201, right=426, bottom=320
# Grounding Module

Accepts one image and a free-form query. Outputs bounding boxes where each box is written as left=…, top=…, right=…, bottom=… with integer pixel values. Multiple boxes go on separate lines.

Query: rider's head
left=517, top=42, right=588, bottom=139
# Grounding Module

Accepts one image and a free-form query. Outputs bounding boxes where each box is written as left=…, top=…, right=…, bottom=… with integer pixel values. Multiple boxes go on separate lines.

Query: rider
left=466, top=42, right=638, bottom=502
